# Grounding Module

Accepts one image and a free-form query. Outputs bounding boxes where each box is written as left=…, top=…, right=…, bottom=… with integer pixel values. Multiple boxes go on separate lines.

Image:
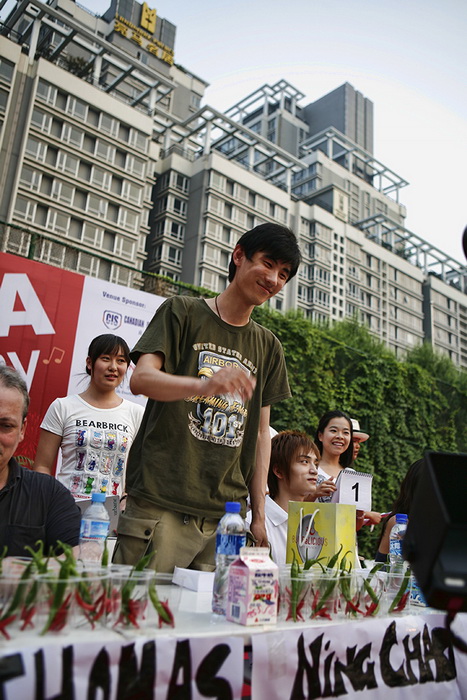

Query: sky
left=2, top=0, right=466, bottom=264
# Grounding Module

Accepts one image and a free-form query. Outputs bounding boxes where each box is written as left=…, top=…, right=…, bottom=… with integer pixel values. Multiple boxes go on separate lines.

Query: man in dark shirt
left=0, top=365, right=80, bottom=556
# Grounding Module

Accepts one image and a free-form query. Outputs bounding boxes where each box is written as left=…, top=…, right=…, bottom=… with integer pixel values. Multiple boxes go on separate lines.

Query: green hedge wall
left=252, top=307, right=467, bottom=558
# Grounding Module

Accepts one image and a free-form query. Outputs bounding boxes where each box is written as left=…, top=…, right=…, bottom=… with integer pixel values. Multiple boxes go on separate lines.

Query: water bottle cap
left=395, top=513, right=408, bottom=523
left=91, top=492, right=106, bottom=503
left=225, top=501, right=241, bottom=513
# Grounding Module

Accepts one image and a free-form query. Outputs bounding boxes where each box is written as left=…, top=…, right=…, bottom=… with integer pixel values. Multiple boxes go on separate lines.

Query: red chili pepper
left=365, top=601, right=379, bottom=617
left=157, top=599, right=174, bottom=629
left=20, top=606, right=36, bottom=631
left=346, top=599, right=364, bottom=615
left=115, top=597, right=147, bottom=628
left=75, top=589, right=97, bottom=612
left=129, top=598, right=147, bottom=621
left=75, top=590, right=99, bottom=629
left=313, top=607, right=332, bottom=620
left=393, top=591, right=409, bottom=613
left=148, top=583, right=175, bottom=628
left=92, top=592, right=111, bottom=621
left=48, top=593, right=72, bottom=632
left=286, top=594, right=305, bottom=622
left=0, top=614, right=16, bottom=639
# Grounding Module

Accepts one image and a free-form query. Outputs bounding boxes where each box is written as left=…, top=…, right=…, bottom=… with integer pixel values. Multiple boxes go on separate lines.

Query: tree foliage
left=252, top=307, right=467, bottom=557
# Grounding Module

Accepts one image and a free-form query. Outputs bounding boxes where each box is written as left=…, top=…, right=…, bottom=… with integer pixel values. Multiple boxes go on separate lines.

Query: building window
left=95, top=140, right=116, bottom=164
left=119, top=237, right=135, bottom=257
left=36, top=80, right=57, bottom=105
left=99, top=113, right=119, bottom=137
left=31, top=108, right=52, bottom=133
left=167, top=246, right=181, bottom=264
left=91, top=167, right=112, bottom=191
left=122, top=181, right=142, bottom=205
left=68, top=218, right=83, bottom=241
left=46, top=209, right=69, bottom=234
left=191, top=93, right=201, bottom=109
left=61, top=123, right=84, bottom=148
left=118, top=209, right=139, bottom=232
left=102, top=231, right=115, bottom=252
left=87, top=194, right=108, bottom=217
left=172, top=197, right=187, bottom=216
left=129, top=128, right=148, bottom=152
left=51, top=181, right=74, bottom=205
left=156, top=196, right=168, bottom=214
left=172, top=172, right=189, bottom=192
left=26, top=137, right=47, bottom=162
left=20, top=166, right=41, bottom=191
left=82, top=223, right=99, bottom=245
left=210, top=172, right=224, bottom=190
left=14, top=197, right=36, bottom=222
left=170, top=221, right=185, bottom=240
left=66, top=96, right=88, bottom=121
left=126, top=155, right=145, bottom=178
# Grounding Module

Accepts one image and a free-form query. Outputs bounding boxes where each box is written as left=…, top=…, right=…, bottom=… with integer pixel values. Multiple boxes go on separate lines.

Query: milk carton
left=226, top=547, right=278, bottom=626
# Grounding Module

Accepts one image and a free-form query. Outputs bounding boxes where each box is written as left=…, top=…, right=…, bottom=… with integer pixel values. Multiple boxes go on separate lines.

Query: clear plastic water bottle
left=389, top=513, right=408, bottom=573
left=79, top=492, right=110, bottom=563
left=212, top=502, right=246, bottom=615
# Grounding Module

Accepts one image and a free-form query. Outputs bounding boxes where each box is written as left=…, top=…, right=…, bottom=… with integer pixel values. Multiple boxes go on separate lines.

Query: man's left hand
left=249, top=520, right=268, bottom=547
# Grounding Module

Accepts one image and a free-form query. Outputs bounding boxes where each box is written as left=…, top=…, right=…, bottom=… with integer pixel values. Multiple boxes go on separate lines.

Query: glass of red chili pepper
left=343, top=567, right=385, bottom=618
left=0, top=569, right=39, bottom=640
left=278, top=565, right=312, bottom=623
left=111, top=568, right=155, bottom=632
left=309, top=570, right=341, bottom=621
left=380, top=568, right=412, bottom=616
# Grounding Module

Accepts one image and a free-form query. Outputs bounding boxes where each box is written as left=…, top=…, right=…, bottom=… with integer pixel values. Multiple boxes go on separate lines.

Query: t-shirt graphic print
left=186, top=350, right=249, bottom=448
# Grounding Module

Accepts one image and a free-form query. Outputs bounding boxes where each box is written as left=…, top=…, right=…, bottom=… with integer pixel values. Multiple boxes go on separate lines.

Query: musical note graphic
left=43, top=346, right=65, bottom=365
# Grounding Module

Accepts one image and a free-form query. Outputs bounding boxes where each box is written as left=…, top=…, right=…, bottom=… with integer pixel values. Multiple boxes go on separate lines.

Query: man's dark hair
left=228, top=223, right=301, bottom=282
left=0, top=365, right=30, bottom=420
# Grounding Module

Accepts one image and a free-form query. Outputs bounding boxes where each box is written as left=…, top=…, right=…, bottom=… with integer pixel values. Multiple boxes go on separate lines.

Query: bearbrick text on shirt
left=75, top=420, right=129, bottom=431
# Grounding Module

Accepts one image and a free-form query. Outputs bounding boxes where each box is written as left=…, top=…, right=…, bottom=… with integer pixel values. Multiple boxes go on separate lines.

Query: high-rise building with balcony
left=1, top=0, right=466, bottom=366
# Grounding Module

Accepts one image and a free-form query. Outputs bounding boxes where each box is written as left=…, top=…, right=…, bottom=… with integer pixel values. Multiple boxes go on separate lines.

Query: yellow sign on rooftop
left=140, top=3, right=156, bottom=34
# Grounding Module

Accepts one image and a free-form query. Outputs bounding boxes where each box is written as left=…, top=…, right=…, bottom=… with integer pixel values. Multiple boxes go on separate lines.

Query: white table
left=0, top=586, right=466, bottom=700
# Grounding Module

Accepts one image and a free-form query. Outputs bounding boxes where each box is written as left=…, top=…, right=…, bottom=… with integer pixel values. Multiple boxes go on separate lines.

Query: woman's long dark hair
left=378, top=457, right=426, bottom=546
left=314, top=409, right=354, bottom=468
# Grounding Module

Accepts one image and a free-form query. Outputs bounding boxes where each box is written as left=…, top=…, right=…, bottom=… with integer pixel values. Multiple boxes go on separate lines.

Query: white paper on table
left=172, top=566, right=215, bottom=592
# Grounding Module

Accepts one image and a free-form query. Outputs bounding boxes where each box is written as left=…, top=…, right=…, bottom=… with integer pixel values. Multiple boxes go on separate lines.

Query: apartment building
left=1, top=0, right=466, bottom=366
left=0, top=0, right=206, bottom=286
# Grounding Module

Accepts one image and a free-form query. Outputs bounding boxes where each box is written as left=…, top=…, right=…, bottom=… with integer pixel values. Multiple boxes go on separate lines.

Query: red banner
left=0, top=254, right=84, bottom=462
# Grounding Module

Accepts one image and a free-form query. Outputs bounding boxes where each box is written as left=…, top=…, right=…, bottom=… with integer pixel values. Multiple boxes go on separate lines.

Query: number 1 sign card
left=331, top=469, right=372, bottom=511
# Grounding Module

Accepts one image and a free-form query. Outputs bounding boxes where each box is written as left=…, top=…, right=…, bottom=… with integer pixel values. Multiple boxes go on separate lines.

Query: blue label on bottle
left=410, top=577, right=427, bottom=606
left=80, top=519, right=109, bottom=540
left=216, top=533, right=246, bottom=556
left=389, top=540, right=403, bottom=558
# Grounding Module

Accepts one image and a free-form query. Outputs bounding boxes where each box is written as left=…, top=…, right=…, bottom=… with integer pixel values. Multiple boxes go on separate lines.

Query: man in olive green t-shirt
left=114, top=223, right=301, bottom=572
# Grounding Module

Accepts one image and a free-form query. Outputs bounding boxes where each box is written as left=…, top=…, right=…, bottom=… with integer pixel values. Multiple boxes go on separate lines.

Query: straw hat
left=351, top=419, right=369, bottom=442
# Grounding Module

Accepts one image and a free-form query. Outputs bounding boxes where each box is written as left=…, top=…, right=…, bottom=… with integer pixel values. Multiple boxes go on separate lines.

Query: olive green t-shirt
left=126, top=296, right=290, bottom=518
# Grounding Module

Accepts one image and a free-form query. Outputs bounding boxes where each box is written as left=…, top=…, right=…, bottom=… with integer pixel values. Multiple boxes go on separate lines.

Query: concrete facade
left=1, top=0, right=466, bottom=367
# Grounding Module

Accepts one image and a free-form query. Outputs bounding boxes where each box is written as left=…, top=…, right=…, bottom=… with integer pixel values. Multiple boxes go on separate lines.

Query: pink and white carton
left=226, top=547, right=278, bottom=626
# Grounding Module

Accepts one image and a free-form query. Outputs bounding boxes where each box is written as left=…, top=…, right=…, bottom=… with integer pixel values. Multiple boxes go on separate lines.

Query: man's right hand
left=201, top=367, right=256, bottom=401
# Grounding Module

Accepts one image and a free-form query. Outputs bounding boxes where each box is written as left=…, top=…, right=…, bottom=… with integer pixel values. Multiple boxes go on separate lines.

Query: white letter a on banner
left=0, top=274, right=55, bottom=337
